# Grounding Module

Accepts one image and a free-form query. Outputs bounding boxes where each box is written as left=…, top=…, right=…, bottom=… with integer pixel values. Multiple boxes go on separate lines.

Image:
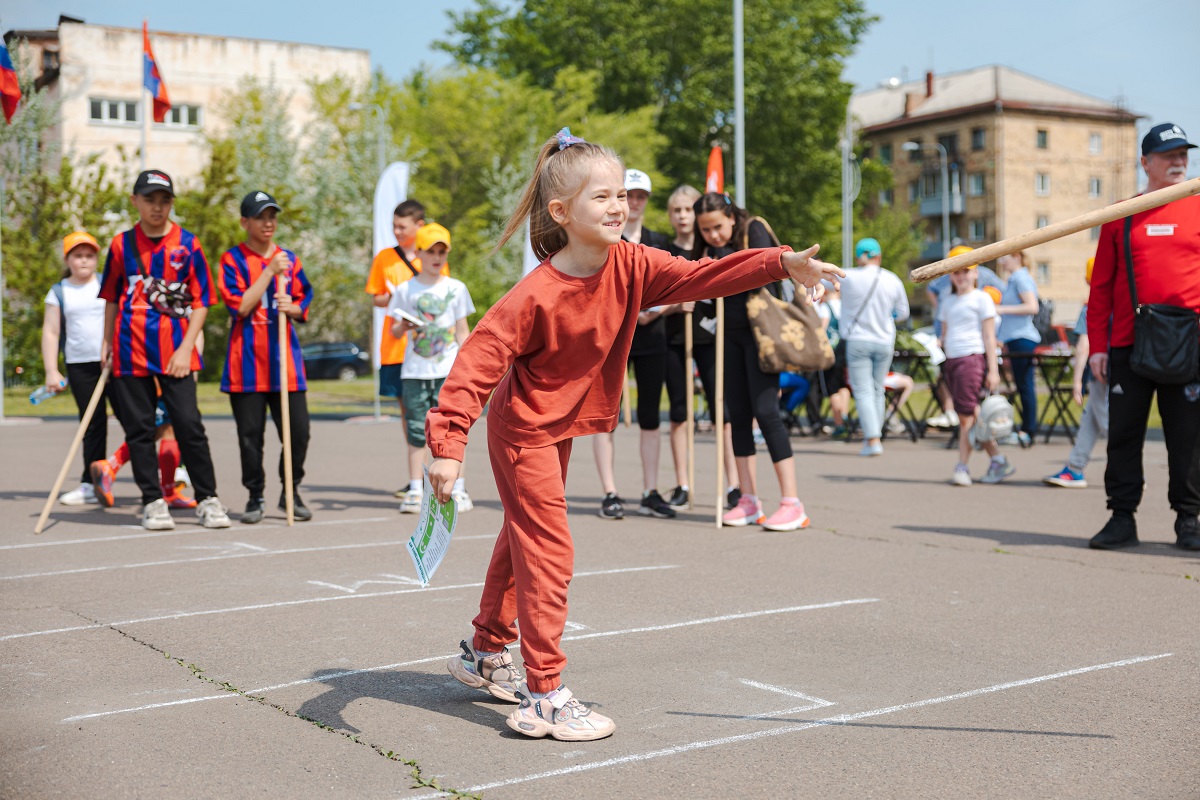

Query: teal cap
left=855, top=237, right=882, bottom=259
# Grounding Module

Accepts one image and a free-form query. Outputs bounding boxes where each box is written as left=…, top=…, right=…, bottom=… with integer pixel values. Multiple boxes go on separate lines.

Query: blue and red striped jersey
left=99, top=225, right=214, bottom=377
left=218, top=243, right=313, bottom=393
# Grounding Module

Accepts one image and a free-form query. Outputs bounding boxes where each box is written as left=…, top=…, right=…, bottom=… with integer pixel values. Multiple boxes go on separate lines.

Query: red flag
left=705, top=146, right=724, bottom=193
left=142, top=22, right=171, bottom=123
left=0, top=42, right=21, bottom=124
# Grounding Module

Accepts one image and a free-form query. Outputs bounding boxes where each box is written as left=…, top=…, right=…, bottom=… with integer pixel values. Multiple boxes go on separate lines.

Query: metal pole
left=936, top=142, right=949, bottom=257
left=374, top=106, right=384, bottom=421
left=842, top=102, right=853, bottom=270
left=140, top=88, right=147, bottom=171
left=733, top=0, right=746, bottom=206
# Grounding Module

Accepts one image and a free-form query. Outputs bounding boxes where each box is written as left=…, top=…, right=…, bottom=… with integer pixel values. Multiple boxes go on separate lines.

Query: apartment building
left=4, top=15, right=371, bottom=180
left=851, top=65, right=1139, bottom=317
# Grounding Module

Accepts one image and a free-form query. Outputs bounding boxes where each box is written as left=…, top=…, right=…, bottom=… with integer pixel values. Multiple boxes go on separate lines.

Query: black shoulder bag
left=1124, top=216, right=1200, bottom=384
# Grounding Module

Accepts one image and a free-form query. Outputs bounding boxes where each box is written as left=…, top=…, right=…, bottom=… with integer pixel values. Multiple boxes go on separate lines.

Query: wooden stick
left=277, top=273, right=294, bottom=527
left=34, top=366, right=110, bottom=534
left=622, top=365, right=633, bottom=428
left=684, top=312, right=695, bottom=503
left=714, top=297, right=725, bottom=529
left=911, top=176, right=1200, bottom=284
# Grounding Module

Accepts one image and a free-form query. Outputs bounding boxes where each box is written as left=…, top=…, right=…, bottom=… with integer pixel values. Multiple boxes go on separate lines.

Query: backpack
left=1032, top=298, right=1055, bottom=342
left=50, top=281, right=66, bottom=353
left=969, top=395, right=1015, bottom=449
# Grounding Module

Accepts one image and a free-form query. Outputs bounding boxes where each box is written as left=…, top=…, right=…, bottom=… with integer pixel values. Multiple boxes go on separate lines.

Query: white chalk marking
left=739, top=679, right=835, bottom=707
left=562, top=621, right=588, bottom=632
left=60, top=596, right=868, bottom=722
left=0, top=516, right=390, bottom=551
left=3, top=565, right=677, bottom=643
left=406, top=653, right=1173, bottom=798
left=306, top=574, right=422, bottom=594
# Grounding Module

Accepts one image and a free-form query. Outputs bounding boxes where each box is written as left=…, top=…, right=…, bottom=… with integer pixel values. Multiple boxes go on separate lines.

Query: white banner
left=371, top=162, right=411, bottom=368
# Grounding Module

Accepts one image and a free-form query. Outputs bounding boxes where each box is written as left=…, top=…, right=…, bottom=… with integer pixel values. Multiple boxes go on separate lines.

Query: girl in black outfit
left=691, top=192, right=810, bottom=532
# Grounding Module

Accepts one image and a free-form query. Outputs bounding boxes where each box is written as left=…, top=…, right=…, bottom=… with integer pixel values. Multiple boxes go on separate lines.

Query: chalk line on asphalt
left=2, top=565, right=678, bottom=643
left=404, top=653, right=1173, bottom=799
left=61, top=598, right=877, bottom=722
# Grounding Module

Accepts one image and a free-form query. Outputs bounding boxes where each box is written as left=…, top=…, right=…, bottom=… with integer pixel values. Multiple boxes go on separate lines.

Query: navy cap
left=133, top=170, right=174, bottom=197
left=240, top=190, right=282, bottom=218
left=1141, top=122, right=1196, bottom=156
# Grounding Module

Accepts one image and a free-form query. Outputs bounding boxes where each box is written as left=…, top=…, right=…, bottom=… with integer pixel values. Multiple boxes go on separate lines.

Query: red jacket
left=1088, top=194, right=1200, bottom=353
left=426, top=241, right=790, bottom=461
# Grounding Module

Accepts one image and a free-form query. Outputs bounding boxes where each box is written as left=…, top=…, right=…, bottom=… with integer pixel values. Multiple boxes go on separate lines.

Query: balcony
left=920, top=240, right=947, bottom=261
left=917, top=193, right=964, bottom=217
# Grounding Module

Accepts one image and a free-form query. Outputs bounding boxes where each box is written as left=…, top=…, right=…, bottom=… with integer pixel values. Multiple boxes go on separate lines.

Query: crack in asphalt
left=66, top=609, right=480, bottom=800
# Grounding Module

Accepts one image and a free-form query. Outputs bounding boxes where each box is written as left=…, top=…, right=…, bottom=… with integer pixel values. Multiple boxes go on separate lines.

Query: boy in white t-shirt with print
left=938, top=264, right=1012, bottom=487
left=387, top=223, right=476, bottom=513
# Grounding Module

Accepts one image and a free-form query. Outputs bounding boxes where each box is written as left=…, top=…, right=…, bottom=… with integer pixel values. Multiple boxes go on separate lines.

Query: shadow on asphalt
left=294, top=668, right=518, bottom=736
left=895, top=524, right=1200, bottom=559
left=664, top=710, right=1113, bottom=738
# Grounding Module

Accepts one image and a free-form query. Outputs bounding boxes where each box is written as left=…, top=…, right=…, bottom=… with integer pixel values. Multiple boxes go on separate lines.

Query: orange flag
left=705, top=146, right=724, bottom=193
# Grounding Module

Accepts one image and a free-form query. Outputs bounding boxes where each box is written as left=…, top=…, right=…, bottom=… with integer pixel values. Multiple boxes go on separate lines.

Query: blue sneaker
left=1043, top=465, right=1087, bottom=488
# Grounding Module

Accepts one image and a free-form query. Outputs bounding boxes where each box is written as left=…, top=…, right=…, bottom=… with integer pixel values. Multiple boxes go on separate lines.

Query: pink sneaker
left=761, top=501, right=810, bottom=531
left=722, top=495, right=764, bottom=527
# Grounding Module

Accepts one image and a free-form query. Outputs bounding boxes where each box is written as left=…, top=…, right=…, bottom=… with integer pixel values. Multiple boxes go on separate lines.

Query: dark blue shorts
left=379, top=363, right=404, bottom=398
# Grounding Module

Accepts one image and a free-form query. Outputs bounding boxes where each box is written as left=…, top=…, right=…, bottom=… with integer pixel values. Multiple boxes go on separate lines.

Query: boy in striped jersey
left=99, top=170, right=231, bottom=530
left=218, top=191, right=314, bottom=524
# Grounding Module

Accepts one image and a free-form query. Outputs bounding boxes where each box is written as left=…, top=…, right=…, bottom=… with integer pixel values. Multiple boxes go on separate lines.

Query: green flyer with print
left=406, top=467, right=458, bottom=587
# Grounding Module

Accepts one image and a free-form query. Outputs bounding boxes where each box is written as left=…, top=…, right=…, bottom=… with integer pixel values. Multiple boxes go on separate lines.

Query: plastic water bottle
left=30, top=380, right=66, bottom=405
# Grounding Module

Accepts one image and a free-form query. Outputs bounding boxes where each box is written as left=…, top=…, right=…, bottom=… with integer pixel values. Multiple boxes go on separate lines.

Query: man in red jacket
left=1086, top=122, right=1200, bottom=551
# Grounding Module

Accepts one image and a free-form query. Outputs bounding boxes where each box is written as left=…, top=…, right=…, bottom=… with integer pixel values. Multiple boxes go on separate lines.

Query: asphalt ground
left=1, top=416, right=1197, bottom=799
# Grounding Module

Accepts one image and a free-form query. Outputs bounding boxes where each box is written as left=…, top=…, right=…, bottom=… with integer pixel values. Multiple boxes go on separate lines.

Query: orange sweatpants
left=472, top=421, right=575, bottom=694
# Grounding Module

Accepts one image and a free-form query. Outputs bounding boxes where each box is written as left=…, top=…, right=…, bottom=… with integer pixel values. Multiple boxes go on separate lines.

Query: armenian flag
left=142, top=22, right=170, bottom=123
left=0, top=41, right=21, bottom=123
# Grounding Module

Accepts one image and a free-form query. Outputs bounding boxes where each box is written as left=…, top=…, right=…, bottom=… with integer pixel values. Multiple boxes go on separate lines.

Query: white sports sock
left=453, top=478, right=466, bottom=492
left=410, top=480, right=422, bottom=492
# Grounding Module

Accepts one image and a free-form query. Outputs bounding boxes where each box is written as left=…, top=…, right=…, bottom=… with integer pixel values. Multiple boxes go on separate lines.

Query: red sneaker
left=89, top=460, right=117, bottom=508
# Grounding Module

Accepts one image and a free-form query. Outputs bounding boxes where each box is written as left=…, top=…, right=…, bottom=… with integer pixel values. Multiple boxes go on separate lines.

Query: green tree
left=438, top=0, right=874, bottom=248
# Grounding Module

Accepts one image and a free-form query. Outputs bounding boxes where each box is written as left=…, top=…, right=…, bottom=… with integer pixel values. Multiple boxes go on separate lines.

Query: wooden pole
left=684, top=312, right=695, bottom=502
left=714, top=297, right=725, bottom=529
left=911, top=177, right=1200, bottom=284
left=277, top=273, right=294, bottom=527
left=34, top=366, right=110, bottom=534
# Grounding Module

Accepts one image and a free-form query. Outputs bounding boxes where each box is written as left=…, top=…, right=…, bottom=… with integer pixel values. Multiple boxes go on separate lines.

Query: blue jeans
left=846, top=339, right=894, bottom=439
left=1005, top=338, right=1038, bottom=436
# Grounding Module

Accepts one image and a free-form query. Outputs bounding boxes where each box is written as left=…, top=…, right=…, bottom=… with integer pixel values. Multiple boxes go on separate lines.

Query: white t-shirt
left=387, top=276, right=475, bottom=380
left=938, top=289, right=997, bottom=359
left=838, top=266, right=910, bottom=346
left=44, top=277, right=106, bottom=364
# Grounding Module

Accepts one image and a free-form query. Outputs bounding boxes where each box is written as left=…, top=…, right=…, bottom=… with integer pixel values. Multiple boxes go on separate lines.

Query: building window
left=937, top=133, right=959, bottom=158
left=1037, top=215, right=1050, bottom=229
left=1089, top=133, right=1102, bottom=155
left=878, top=188, right=894, bottom=207
left=1036, top=262, right=1050, bottom=284
left=908, top=180, right=920, bottom=203
left=968, top=173, right=985, bottom=197
left=1035, top=173, right=1050, bottom=196
left=969, top=219, right=986, bottom=241
left=1036, top=129, right=1049, bottom=149
left=923, top=173, right=939, bottom=196
left=971, top=127, right=985, bottom=150
left=879, top=143, right=892, bottom=165
left=1090, top=226, right=1101, bottom=241
left=908, top=141, right=923, bottom=162
left=89, top=98, right=139, bottom=125
left=154, top=104, right=203, bottom=129
left=1089, top=177, right=1102, bottom=198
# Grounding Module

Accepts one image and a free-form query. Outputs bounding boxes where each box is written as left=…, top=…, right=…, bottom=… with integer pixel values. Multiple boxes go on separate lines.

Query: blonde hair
left=667, top=184, right=701, bottom=206
left=497, top=133, right=624, bottom=261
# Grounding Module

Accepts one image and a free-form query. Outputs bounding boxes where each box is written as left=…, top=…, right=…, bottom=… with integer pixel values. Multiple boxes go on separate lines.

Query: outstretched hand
left=782, top=245, right=844, bottom=291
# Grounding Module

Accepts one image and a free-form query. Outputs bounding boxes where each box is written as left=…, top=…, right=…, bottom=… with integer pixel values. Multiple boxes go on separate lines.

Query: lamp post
left=349, top=102, right=388, bottom=421
left=902, top=140, right=950, bottom=258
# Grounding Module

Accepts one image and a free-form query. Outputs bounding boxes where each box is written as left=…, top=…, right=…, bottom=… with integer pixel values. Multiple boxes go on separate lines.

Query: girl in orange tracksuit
left=429, top=128, right=843, bottom=741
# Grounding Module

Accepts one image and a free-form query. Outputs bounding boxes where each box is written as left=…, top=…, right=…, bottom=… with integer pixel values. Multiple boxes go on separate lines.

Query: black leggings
left=630, top=351, right=666, bottom=430
left=725, top=326, right=792, bottom=462
left=65, top=361, right=112, bottom=485
left=666, top=343, right=717, bottom=424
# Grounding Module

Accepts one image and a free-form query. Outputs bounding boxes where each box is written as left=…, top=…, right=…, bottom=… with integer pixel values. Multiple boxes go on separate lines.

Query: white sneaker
left=927, top=410, right=960, bottom=429
left=142, top=498, right=176, bottom=530
left=951, top=465, right=972, bottom=487
left=399, top=488, right=423, bottom=514
left=196, top=497, right=232, bottom=529
left=451, top=489, right=474, bottom=512
left=59, top=483, right=98, bottom=506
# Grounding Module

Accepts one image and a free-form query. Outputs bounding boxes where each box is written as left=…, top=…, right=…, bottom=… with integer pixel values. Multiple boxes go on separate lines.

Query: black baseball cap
left=1141, top=122, right=1196, bottom=156
left=133, top=170, right=175, bottom=196
left=240, top=190, right=282, bottom=218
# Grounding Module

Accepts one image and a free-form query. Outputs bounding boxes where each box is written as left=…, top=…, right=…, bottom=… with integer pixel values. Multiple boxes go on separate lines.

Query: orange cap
left=947, top=245, right=977, bottom=268
left=983, top=285, right=1003, bottom=305
left=1085, top=257, right=1094, bottom=284
left=63, top=231, right=100, bottom=257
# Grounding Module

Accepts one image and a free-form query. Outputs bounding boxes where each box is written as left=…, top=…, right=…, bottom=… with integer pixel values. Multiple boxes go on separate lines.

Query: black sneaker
left=666, top=486, right=689, bottom=509
left=639, top=489, right=677, bottom=519
left=598, top=493, right=625, bottom=520
left=279, top=491, right=313, bottom=522
left=1088, top=513, right=1138, bottom=550
left=241, top=497, right=265, bottom=525
left=726, top=486, right=742, bottom=511
left=1175, top=514, right=1200, bottom=551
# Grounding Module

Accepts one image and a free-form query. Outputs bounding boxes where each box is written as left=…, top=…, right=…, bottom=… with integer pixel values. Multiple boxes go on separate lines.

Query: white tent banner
left=371, top=162, right=411, bottom=368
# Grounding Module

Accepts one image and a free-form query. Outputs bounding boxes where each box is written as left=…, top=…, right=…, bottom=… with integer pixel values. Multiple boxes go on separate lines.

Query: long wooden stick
left=34, top=366, right=110, bottom=534
left=714, top=297, right=725, bottom=529
left=911, top=176, right=1200, bottom=284
left=277, top=274, right=294, bottom=527
left=684, top=312, right=695, bottom=502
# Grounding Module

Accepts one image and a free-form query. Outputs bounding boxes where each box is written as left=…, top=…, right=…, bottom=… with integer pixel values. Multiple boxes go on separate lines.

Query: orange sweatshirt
left=426, top=240, right=791, bottom=461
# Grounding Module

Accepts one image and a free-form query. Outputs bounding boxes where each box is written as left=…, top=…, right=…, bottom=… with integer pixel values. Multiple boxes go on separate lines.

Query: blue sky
left=4, top=0, right=1198, bottom=177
